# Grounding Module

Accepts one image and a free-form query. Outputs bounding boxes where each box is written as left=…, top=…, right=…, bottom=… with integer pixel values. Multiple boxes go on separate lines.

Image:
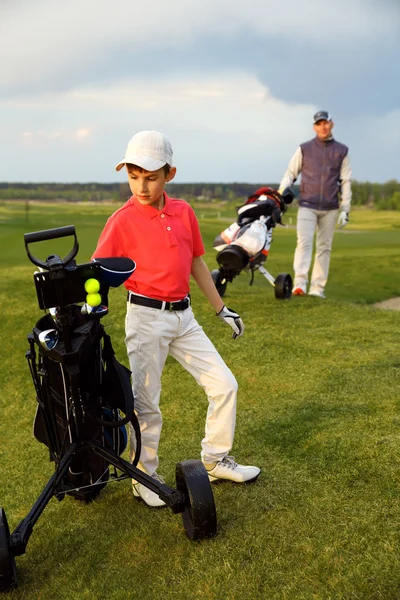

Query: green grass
left=1, top=202, right=400, bottom=599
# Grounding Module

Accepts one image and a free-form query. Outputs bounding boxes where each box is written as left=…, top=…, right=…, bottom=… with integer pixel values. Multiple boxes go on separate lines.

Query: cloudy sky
left=1, top=0, right=399, bottom=184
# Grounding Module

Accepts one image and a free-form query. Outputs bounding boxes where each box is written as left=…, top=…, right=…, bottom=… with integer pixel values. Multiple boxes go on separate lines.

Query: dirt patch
left=373, top=297, right=400, bottom=311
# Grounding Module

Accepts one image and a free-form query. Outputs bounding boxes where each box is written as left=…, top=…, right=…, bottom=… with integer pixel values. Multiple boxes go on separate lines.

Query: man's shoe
left=203, top=456, right=260, bottom=483
left=308, top=290, right=326, bottom=299
left=292, top=287, right=306, bottom=296
left=132, top=472, right=166, bottom=507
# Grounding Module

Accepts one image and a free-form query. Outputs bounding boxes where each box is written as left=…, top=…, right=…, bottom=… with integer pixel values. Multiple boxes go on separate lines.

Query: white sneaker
left=132, top=472, right=166, bottom=507
left=308, top=290, right=326, bottom=298
left=203, top=456, right=260, bottom=483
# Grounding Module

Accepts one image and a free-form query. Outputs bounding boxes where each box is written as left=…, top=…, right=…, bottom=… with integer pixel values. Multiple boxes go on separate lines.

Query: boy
left=93, top=130, right=260, bottom=507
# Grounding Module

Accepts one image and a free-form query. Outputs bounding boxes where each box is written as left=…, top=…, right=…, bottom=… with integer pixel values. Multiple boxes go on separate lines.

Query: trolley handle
left=24, top=225, right=76, bottom=244
left=24, top=225, right=79, bottom=269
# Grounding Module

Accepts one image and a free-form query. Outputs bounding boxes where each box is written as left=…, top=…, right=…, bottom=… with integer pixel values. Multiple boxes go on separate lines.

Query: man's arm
left=278, top=147, right=303, bottom=193
left=339, top=154, right=352, bottom=213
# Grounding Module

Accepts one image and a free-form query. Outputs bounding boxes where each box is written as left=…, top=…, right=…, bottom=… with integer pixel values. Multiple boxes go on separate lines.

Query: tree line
left=0, top=180, right=399, bottom=209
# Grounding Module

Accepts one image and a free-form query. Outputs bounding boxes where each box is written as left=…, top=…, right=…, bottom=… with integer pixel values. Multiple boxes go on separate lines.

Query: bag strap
left=102, top=331, right=133, bottom=420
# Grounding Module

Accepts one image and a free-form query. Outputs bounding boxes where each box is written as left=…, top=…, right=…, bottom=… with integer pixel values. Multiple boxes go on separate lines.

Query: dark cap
left=313, top=110, right=332, bottom=124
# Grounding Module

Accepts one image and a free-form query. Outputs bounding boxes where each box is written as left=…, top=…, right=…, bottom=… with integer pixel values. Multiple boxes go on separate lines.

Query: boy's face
left=126, top=165, right=176, bottom=207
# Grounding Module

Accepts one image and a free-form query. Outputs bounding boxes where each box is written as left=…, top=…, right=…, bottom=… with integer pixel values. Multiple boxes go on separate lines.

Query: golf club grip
left=24, top=225, right=76, bottom=244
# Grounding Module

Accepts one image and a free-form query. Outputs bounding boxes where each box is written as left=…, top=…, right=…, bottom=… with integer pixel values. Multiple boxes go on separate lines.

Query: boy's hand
left=217, top=306, right=245, bottom=339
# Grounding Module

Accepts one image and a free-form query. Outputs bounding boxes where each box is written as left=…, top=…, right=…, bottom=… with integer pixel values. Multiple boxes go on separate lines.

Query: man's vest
left=299, top=137, right=348, bottom=210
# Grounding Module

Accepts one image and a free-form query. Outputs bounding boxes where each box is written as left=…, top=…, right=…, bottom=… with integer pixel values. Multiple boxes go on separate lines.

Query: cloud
left=74, top=128, right=90, bottom=140
left=21, top=128, right=90, bottom=140
left=1, top=0, right=399, bottom=97
left=348, top=108, right=400, bottom=182
left=0, top=71, right=315, bottom=182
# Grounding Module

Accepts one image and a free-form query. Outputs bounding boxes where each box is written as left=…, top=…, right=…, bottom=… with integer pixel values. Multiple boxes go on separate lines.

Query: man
left=279, top=110, right=352, bottom=298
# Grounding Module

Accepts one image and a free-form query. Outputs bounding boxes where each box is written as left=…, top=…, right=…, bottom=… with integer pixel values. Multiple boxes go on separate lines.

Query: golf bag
left=29, top=307, right=135, bottom=502
left=211, top=186, right=294, bottom=299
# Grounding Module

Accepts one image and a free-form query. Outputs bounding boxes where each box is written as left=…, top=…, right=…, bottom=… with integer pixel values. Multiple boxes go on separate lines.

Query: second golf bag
left=211, top=186, right=294, bottom=299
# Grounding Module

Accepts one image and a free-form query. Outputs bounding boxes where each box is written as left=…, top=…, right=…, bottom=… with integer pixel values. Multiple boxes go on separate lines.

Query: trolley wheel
left=0, top=507, right=18, bottom=592
left=274, top=273, right=293, bottom=299
left=211, top=269, right=227, bottom=298
left=175, top=460, right=217, bottom=541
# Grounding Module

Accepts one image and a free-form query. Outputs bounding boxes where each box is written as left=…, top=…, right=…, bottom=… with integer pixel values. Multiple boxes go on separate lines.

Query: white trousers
left=125, top=303, right=237, bottom=476
left=294, top=207, right=338, bottom=293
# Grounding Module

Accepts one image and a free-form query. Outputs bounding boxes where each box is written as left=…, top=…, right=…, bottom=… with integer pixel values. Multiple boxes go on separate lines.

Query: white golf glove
left=338, top=210, right=349, bottom=228
left=217, top=305, right=244, bottom=339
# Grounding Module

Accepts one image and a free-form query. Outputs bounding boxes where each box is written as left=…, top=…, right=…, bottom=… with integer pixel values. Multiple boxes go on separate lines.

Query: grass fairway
left=0, top=202, right=400, bottom=599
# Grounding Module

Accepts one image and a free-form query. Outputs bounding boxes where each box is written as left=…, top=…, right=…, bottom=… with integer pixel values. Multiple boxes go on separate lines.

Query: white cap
left=115, top=130, right=173, bottom=172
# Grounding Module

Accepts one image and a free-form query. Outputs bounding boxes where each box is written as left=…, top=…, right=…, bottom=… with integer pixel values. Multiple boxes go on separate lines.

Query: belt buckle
left=168, top=302, right=173, bottom=312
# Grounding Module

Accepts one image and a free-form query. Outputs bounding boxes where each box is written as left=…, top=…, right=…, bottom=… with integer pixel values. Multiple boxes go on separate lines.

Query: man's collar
left=315, top=135, right=334, bottom=144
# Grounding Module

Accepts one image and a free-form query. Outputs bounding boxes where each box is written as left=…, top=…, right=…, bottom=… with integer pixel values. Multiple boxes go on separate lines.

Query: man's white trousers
left=294, top=207, right=338, bottom=293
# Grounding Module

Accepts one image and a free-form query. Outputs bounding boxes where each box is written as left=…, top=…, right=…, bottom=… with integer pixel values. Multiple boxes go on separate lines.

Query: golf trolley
left=0, top=225, right=217, bottom=593
left=211, top=186, right=294, bottom=299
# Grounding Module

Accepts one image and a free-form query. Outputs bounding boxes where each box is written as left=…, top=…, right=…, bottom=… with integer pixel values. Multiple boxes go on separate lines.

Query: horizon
left=1, top=177, right=398, bottom=186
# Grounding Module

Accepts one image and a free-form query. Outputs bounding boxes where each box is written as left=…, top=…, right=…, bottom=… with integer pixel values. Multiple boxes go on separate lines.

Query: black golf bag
left=211, top=186, right=294, bottom=299
left=30, top=307, right=134, bottom=503
left=0, top=225, right=217, bottom=593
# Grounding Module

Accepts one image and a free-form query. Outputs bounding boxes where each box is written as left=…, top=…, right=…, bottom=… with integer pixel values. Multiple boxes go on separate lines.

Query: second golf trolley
left=0, top=225, right=217, bottom=593
left=211, top=186, right=294, bottom=299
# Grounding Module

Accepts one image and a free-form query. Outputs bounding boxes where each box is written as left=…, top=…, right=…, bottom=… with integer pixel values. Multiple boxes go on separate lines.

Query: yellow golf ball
left=84, top=278, right=100, bottom=293
left=86, top=292, right=102, bottom=307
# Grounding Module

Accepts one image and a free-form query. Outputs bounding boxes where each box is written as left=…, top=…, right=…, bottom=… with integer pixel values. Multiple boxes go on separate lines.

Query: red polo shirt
left=92, top=193, right=205, bottom=301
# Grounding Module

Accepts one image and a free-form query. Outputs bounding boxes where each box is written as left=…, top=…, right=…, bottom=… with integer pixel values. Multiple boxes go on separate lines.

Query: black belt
left=128, top=293, right=190, bottom=311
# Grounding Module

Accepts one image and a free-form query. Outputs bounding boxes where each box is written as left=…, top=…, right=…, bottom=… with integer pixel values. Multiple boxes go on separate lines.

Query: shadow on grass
left=259, top=400, right=375, bottom=452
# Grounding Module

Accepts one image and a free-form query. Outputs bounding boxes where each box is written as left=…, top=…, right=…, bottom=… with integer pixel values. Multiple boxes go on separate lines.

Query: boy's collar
left=131, top=192, right=175, bottom=217
left=160, top=192, right=175, bottom=214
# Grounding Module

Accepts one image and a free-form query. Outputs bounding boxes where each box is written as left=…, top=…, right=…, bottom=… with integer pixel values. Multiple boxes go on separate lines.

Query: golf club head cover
left=217, top=305, right=245, bottom=339
left=92, top=257, right=136, bottom=287
left=338, top=210, right=349, bottom=228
